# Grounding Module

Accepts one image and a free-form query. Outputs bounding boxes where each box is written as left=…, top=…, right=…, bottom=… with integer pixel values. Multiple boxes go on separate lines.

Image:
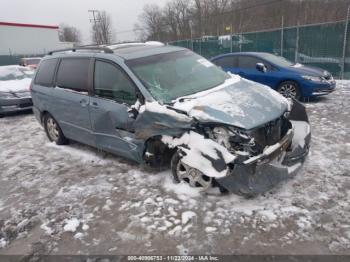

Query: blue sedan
left=211, top=52, right=336, bottom=100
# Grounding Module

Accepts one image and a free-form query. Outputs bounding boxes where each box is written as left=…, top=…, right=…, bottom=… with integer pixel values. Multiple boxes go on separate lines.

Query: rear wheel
left=44, top=114, right=68, bottom=145
left=171, top=151, right=213, bottom=191
left=277, top=81, right=301, bottom=100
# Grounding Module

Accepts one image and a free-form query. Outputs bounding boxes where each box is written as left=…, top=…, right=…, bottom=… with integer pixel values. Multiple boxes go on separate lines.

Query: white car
left=0, top=65, right=34, bottom=117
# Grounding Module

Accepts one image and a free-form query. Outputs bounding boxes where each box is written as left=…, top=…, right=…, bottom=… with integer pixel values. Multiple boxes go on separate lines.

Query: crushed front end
left=214, top=99, right=311, bottom=196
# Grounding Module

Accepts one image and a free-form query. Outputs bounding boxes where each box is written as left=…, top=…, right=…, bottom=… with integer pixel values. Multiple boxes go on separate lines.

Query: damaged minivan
left=31, top=43, right=311, bottom=196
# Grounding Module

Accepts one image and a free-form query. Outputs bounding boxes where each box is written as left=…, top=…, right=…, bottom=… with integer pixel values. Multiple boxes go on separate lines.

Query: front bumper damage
left=0, top=97, right=33, bottom=114
left=216, top=100, right=311, bottom=196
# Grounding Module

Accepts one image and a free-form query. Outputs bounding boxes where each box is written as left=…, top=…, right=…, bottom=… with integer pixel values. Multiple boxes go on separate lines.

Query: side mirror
left=256, top=63, right=267, bottom=73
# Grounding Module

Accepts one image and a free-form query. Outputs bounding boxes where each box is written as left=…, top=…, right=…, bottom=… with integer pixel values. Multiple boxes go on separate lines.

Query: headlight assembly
left=302, top=75, right=323, bottom=82
left=211, top=127, right=231, bottom=148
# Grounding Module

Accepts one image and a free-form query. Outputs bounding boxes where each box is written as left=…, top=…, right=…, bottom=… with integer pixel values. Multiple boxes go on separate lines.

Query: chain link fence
left=169, top=20, right=350, bottom=79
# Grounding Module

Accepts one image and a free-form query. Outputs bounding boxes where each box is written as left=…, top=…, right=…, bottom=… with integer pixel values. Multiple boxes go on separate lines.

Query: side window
left=214, top=56, right=237, bottom=68
left=238, top=56, right=262, bottom=69
left=56, top=58, right=90, bottom=92
left=94, top=60, right=137, bottom=105
left=238, top=56, right=272, bottom=71
left=34, top=59, right=58, bottom=87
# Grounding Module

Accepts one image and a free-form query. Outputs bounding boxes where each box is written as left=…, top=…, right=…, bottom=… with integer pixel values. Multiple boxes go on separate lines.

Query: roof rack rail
left=48, top=46, right=113, bottom=55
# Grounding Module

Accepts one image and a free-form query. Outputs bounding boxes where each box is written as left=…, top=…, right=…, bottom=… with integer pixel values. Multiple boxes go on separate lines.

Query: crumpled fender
left=133, top=104, right=193, bottom=140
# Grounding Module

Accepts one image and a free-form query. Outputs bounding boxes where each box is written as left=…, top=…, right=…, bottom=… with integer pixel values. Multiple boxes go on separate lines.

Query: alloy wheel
left=176, top=161, right=212, bottom=190
left=47, top=117, right=59, bottom=142
left=278, top=83, right=298, bottom=99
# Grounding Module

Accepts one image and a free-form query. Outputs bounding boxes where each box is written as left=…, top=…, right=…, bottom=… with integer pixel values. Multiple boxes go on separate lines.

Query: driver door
left=89, top=59, right=141, bottom=161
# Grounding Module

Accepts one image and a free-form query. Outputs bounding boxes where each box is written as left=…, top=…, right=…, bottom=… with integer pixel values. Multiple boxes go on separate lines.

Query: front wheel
left=277, top=81, right=301, bottom=100
left=43, top=114, right=68, bottom=145
left=170, top=151, right=213, bottom=191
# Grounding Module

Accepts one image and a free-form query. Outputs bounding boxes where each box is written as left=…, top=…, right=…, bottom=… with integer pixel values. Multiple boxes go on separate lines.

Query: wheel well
left=40, top=111, right=49, bottom=124
left=143, top=136, right=176, bottom=167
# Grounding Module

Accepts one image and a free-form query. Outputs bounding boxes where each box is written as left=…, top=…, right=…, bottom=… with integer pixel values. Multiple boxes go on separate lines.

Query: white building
left=0, top=21, right=73, bottom=56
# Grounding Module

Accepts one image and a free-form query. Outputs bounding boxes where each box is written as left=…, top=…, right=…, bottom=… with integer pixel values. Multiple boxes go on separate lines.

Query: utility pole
left=88, top=10, right=101, bottom=45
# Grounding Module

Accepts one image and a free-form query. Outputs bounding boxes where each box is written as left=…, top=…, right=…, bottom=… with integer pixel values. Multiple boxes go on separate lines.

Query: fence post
left=230, top=23, right=233, bottom=53
left=239, top=33, right=242, bottom=52
left=341, top=5, right=350, bottom=79
left=295, top=22, right=300, bottom=63
left=281, top=15, right=284, bottom=56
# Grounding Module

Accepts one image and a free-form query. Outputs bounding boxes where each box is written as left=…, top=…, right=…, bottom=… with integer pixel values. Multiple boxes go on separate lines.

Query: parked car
left=19, top=57, right=42, bottom=69
left=31, top=44, right=311, bottom=196
left=0, top=65, right=34, bottom=117
left=211, top=52, right=336, bottom=100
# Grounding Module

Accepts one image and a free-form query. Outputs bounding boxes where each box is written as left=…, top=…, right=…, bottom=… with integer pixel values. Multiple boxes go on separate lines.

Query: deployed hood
left=172, top=76, right=290, bottom=130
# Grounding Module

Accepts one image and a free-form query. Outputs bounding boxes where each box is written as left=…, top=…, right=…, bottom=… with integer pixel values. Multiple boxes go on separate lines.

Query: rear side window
left=94, top=60, right=137, bottom=105
left=214, top=56, right=237, bottom=68
left=35, top=59, right=58, bottom=87
left=56, top=58, right=90, bottom=92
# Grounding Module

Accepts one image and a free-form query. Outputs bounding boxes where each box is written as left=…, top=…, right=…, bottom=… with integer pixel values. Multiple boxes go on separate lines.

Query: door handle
left=80, top=99, right=88, bottom=107
left=91, top=101, right=99, bottom=108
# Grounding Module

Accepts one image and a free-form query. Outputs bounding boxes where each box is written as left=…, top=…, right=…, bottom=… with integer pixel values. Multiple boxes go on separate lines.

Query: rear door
left=90, top=59, right=142, bottom=161
left=51, top=57, right=95, bottom=146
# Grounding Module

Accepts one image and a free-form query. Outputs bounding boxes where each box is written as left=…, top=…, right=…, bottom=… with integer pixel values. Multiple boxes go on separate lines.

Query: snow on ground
left=0, top=81, right=349, bottom=255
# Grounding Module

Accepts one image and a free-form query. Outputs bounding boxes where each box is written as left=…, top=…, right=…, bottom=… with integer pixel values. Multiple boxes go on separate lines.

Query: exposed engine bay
left=134, top=95, right=311, bottom=197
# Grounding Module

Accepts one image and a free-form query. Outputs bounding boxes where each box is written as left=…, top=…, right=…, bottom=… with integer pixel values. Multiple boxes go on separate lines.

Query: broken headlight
left=210, top=127, right=231, bottom=149
left=207, top=126, right=259, bottom=157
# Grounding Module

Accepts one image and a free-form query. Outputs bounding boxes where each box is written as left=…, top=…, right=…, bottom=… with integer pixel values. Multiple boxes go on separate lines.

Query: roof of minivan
left=112, top=44, right=186, bottom=60
left=45, top=44, right=187, bottom=61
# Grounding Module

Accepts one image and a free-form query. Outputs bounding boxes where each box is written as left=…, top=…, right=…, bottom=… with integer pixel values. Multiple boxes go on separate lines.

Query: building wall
left=0, top=24, right=73, bottom=56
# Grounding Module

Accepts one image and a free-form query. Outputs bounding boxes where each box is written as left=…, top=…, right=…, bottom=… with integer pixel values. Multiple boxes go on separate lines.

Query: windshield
left=0, top=66, right=34, bottom=81
left=259, top=53, right=294, bottom=67
left=127, top=50, right=230, bottom=103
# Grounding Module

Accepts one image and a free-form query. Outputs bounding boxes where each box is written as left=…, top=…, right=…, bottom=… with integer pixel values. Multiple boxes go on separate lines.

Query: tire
left=277, top=81, right=301, bottom=100
left=170, top=151, right=181, bottom=183
left=170, top=150, right=214, bottom=191
left=43, top=113, right=68, bottom=145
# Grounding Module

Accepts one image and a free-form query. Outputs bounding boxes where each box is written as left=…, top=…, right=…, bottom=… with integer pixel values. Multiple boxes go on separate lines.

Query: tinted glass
left=259, top=53, right=294, bottom=67
left=214, top=56, right=237, bottom=68
left=56, top=58, right=90, bottom=91
left=238, top=56, right=263, bottom=69
left=34, top=59, right=58, bottom=87
left=94, top=60, right=136, bottom=104
left=127, top=50, right=230, bottom=103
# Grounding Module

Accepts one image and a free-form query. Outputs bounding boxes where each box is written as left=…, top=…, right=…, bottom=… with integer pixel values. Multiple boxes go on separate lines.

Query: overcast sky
left=0, top=0, right=168, bottom=43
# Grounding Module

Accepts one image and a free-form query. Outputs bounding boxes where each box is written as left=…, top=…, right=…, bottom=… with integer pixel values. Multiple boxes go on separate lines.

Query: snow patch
left=162, top=131, right=236, bottom=178
left=63, top=218, right=80, bottom=233
left=182, top=211, right=197, bottom=225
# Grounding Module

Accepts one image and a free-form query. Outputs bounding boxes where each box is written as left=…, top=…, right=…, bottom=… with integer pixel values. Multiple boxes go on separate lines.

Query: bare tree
left=91, top=11, right=115, bottom=45
left=138, top=4, right=165, bottom=41
left=135, top=0, right=350, bottom=42
left=59, top=24, right=81, bottom=43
